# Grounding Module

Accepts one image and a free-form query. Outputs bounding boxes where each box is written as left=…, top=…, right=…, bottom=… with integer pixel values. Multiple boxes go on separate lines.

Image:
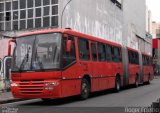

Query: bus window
left=98, top=43, right=106, bottom=61
left=78, top=38, right=90, bottom=61
left=106, top=45, right=112, bottom=62
left=129, top=51, right=134, bottom=64
left=62, top=35, right=76, bottom=68
left=147, top=57, right=149, bottom=65
left=91, top=43, right=97, bottom=61
left=129, top=51, right=139, bottom=64
left=149, top=57, right=153, bottom=66
left=113, top=47, right=121, bottom=62
left=143, top=55, right=147, bottom=65
left=135, top=53, right=138, bottom=64
left=33, top=33, right=61, bottom=70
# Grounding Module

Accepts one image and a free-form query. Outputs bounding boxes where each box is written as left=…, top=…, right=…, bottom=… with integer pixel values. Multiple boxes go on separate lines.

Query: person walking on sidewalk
left=0, top=73, right=5, bottom=91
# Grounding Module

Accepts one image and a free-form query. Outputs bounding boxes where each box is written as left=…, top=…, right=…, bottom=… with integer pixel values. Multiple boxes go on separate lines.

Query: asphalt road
left=1, top=78, right=160, bottom=113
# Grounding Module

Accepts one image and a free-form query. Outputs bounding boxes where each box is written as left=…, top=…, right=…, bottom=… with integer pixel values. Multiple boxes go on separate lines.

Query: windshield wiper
left=19, top=47, right=30, bottom=71
left=37, top=60, right=44, bottom=71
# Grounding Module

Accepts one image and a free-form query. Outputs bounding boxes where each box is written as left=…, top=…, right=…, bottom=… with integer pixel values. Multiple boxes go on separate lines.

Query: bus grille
left=19, top=81, right=44, bottom=94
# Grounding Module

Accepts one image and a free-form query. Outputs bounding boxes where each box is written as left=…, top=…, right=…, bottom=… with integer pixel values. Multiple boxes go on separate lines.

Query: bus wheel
left=80, top=78, right=90, bottom=100
left=135, top=75, right=139, bottom=87
left=115, top=76, right=121, bottom=92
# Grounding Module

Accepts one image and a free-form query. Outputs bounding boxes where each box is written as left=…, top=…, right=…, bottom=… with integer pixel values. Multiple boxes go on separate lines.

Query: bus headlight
left=45, top=82, right=59, bottom=86
left=11, top=83, right=18, bottom=87
left=44, top=82, right=59, bottom=90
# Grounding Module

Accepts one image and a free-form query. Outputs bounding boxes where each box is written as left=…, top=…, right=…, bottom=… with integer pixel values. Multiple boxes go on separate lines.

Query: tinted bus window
left=106, top=45, right=112, bottom=62
left=78, top=38, right=90, bottom=60
left=62, top=35, right=76, bottom=68
left=147, top=57, right=150, bottom=65
left=129, top=51, right=139, bottom=64
left=113, top=47, right=121, bottom=62
left=98, top=43, right=106, bottom=61
left=143, top=56, right=150, bottom=66
left=135, top=53, right=139, bottom=64
left=143, top=56, right=147, bottom=65
left=91, top=43, right=97, bottom=61
left=129, top=51, right=134, bottom=64
left=149, top=57, right=153, bottom=66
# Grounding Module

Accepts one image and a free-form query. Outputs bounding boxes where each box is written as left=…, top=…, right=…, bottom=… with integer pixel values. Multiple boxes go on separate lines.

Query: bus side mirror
left=66, top=40, right=72, bottom=52
left=8, top=39, right=16, bottom=56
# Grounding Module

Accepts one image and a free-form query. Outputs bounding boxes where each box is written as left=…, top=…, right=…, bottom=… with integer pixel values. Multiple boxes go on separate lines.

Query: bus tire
left=115, top=76, right=121, bottom=92
left=135, top=75, right=139, bottom=87
left=80, top=78, right=90, bottom=100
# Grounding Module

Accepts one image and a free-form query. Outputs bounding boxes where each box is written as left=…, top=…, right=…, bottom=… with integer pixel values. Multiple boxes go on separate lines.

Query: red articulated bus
left=10, top=29, right=154, bottom=101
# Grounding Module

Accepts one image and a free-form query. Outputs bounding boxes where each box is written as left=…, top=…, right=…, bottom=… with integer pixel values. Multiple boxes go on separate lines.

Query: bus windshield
left=12, top=33, right=62, bottom=72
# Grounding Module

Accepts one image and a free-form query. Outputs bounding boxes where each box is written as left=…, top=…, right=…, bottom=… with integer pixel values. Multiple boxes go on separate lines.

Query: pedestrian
left=0, top=74, right=5, bottom=91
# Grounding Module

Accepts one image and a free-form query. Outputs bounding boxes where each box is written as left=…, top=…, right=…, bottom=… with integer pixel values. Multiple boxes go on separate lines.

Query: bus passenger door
left=90, top=42, right=99, bottom=91
left=3, top=57, right=12, bottom=91
left=0, top=58, right=4, bottom=91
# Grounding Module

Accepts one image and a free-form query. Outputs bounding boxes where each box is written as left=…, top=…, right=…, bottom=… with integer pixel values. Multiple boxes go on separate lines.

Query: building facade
left=0, top=0, right=123, bottom=44
left=60, top=0, right=123, bottom=44
left=152, top=22, right=160, bottom=38
left=0, top=0, right=58, bottom=34
left=146, top=7, right=152, bottom=35
left=123, top=0, right=152, bottom=55
left=153, top=38, right=160, bottom=75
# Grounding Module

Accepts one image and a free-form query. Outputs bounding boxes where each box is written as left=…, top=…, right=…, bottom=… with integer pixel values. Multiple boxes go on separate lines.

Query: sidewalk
left=0, top=91, right=28, bottom=104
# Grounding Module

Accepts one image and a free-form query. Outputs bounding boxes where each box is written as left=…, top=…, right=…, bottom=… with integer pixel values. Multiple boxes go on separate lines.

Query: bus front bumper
left=10, top=80, right=62, bottom=99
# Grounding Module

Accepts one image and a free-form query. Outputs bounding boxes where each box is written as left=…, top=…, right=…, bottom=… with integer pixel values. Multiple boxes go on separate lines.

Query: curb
left=0, top=91, right=32, bottom=104
left=0, top=98, right=31, bottom=104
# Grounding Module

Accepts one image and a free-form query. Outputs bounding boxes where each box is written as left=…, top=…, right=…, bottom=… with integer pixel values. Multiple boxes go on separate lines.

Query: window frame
left=98, top=42, right=106, bottom=62
left=106, top=44, right=113, bottom=62
left=78, top=38, right=90, bottom=61
left=91, top=42, right=98, bottom=62
left=62, top=34, right=76, bottom=68
left=128, top=50, right=139, bottom=65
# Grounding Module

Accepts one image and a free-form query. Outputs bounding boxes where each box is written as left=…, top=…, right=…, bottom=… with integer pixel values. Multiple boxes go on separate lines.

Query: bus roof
left=141, top=52, right=152, bottom=57
left=18, top=28, right=122, bottom=47
left=18, top=29, right=67, bottom=37
left=127, top=47, right=140, bottom=53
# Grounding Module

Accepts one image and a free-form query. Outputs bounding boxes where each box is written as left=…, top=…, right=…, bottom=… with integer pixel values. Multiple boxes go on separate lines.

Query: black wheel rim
left=116, top=78, right=120, bottom=90
left=82, top=82, right=88, bottom=96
